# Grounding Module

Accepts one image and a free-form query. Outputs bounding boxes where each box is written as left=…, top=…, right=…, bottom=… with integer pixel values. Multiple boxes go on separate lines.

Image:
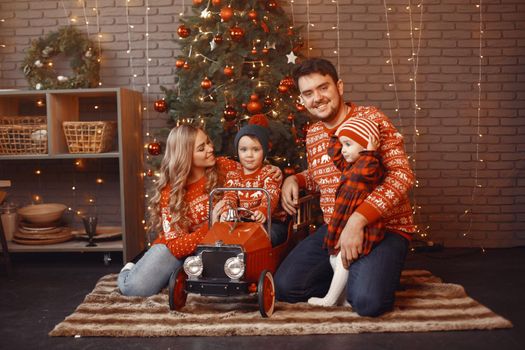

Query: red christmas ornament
left=148, top=142, right=162, bottom=156
left=248, top=114, right=269, bottom=128
left=281, top=76, right=294, bottom=88
left=287, top=113, right=294, bottom=122
left=265, top=0, right=278, bottom=11
left=246, top=94, right=262, bottom=114
left=262, top=47, right=269, bottom=54
left=251, top=47, right=258, bottom=55
left=278, top=84, right=289, bottom=93
left=229, top=26, right=245, bottom=42
left=201, top=77, right=212, bottom=89
left=223, top=105, right=237, bottom=121
left=212, top=0, right=221, bottom=6
left=260, top=21, right=270, bottom=33
left=283, top=166, right=296, bottom=176
left=192, top=0, right=203, bottom=6
left=175, top=59, right=185, bottom=68
left=220, top=6, right=234, bottom=22
left=248, top=10, right=257, bottom=20
left=223, top=65, right=234, bottom=77
left=264, top=97, right=273, bottom=106
left=287, top=27, right=294, bottom=36
left=296, top=103, right=306, bottom=112
left=214, top=34, right=223, bottom=44
left=153, top=99, right=167, bottom=113
left=177, top=25, right=191, bottom=38
left=183, top=62, right=190, bottom=69
left=146, top=169, right=154, bottom=177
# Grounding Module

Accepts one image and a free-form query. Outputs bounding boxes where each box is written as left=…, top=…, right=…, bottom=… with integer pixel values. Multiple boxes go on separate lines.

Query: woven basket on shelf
left=62, top=121, right=117, bottom=153
left=0, top=116, right=48, bottom=155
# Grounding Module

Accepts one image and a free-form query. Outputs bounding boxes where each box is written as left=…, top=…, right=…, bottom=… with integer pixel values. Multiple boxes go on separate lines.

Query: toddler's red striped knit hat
left=335, top=117, right=380, bottom=148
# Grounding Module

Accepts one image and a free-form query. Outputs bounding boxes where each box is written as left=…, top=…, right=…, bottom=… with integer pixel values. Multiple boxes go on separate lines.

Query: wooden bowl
left=17, top=203, right=67, bottom=224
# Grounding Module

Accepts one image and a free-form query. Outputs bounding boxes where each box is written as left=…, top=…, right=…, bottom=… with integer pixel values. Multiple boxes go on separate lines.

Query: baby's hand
left=366, top=134, right=379, bottom=151
left=251, top=210, right=266, bottom=223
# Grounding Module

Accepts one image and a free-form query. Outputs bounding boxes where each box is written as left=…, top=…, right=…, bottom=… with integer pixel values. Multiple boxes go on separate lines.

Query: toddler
left=308, top=117, right=386, bottom=306
left=221, top=124, right=288, bottom=246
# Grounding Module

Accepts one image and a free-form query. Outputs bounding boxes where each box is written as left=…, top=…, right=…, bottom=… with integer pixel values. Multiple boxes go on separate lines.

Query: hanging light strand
left=125, top=0, right=136, bottom=91
left=60, top=1, right=70, bottom=25
left=145, top=0, right=151, bottom=138
left=462, top=1, right=484, bottom=251
left=81, top=0, right=91, bottom=36
left=382, top=1, right=402, bottom=132
left=332, top=0, right=340, bottom=73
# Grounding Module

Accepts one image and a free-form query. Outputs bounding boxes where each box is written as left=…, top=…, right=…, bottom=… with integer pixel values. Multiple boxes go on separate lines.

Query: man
left=275, top=58, right=415, bottom=317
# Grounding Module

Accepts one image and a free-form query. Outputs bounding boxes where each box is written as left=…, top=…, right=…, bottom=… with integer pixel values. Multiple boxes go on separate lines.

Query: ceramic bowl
left=17, top=203, right=67, bottom=224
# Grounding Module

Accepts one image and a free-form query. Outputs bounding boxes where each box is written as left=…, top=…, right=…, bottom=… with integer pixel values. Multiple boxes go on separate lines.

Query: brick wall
left=1, top=0, right=524, bottom=247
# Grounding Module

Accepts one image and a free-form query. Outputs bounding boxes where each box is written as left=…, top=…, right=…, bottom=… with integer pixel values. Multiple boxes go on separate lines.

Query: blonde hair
left=149, top=125, right=220, bottom=234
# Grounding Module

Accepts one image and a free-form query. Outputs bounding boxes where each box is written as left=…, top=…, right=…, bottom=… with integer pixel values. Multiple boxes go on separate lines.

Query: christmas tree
left=160, top=0, right=308, bottom=170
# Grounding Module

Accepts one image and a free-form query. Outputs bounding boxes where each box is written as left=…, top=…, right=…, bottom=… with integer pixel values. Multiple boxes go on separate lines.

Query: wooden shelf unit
left=0, top=88, right=145, bottom=261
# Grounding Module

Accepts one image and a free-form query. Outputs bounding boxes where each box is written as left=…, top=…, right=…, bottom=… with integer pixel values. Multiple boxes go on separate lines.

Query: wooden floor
left=1, top=247, right=524, bottom=350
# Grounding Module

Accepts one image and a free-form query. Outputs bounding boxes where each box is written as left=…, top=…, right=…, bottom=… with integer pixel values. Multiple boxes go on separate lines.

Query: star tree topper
left=286, top=51, right=298, bottom=64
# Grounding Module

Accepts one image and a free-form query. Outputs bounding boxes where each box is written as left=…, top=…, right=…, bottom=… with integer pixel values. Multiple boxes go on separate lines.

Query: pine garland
left=22, top=26, right=100, bottom=90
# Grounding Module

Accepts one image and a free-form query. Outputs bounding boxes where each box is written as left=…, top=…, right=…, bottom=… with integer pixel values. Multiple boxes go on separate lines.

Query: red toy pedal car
left=169, top=187, right=317, bottom=317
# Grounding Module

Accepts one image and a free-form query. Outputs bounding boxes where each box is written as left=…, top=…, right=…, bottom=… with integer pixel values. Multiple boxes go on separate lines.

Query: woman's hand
left=211, top=199, right=228, bottom=225
left=251, top=210, right=266, bottom=223
left=267, top=165, right=283, bottom=182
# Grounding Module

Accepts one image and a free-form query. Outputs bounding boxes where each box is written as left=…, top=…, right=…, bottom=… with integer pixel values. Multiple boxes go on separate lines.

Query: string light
left=462, top=1, right=484, bottom=251
left=125, top=0, right=136, bottom=90
left=333, top=0, right=340, bottom=72
left=94, top=0, right=102, bottom=85
left=306, top=0, right=311, bottom=54
left=382, top=1, right=402, bottom=131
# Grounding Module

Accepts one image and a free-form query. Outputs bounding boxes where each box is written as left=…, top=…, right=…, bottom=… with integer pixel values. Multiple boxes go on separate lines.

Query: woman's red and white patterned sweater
left=152, top=157, right=239, bottom=259
left=295, top=103, right=416, bottom=240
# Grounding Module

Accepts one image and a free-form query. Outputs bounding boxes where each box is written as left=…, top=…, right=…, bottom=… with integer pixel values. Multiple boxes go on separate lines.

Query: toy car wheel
left=257, top=270, right=275, bottom=317
left=168, top=266, right=187, bottom=311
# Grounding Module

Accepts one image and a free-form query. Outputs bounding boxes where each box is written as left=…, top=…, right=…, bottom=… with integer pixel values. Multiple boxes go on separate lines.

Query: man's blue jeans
left=274, top=225, right=409, bottom=317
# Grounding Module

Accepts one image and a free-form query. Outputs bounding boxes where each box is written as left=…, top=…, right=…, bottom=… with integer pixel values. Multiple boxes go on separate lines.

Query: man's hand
left=281, top=175, right=299, bottom=215
left=366, top=134, right=379, bottom=151
left=335, top=212, right=368, bottom=269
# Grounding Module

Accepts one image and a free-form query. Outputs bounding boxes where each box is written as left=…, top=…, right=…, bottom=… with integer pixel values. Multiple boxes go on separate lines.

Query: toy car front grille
left=198, top=246, right=242, bottom=279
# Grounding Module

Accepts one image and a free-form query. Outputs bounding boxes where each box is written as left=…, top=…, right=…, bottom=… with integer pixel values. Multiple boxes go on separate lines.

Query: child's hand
left=366, top=134, right=379, bottom=151
left=219, top=210, right=229, bottom=222
left=251, top=210, right=266, bottom=223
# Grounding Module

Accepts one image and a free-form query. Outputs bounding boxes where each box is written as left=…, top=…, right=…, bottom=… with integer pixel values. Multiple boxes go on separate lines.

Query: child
left=220, top=124, right=288, bottom=246
left=308, top=117, right=386, bottom=306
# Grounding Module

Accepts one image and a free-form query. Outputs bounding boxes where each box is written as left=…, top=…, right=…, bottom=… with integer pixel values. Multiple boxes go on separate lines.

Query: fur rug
left=49, top=270, right=512, bottom=337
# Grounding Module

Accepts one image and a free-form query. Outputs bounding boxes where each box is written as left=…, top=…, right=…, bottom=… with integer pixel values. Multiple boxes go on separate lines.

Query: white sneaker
left=120, top=262, right=135, bottom=272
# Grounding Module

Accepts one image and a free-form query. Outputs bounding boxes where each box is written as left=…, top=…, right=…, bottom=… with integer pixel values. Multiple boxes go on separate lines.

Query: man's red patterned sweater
left=296, top=103, right=416, bottom=238
left=222, top=165, right=286, bottom=222
left=152, top=157, right=239, bottom=259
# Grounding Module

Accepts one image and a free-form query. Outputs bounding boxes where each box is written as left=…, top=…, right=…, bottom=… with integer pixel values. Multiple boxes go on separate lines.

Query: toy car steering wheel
left=237, top=208, right=256, bottom=222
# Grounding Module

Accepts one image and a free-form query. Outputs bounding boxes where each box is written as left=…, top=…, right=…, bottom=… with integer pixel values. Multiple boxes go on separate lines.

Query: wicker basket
left=0, top=116, right=48, bottom=155
left=62, top=121, right=117, bottom=153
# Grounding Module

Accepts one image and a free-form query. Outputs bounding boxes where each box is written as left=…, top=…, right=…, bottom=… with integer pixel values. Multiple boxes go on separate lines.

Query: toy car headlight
left=224, top=254, right=245, bottom=280
left=183, top=255, right=203, bottom=277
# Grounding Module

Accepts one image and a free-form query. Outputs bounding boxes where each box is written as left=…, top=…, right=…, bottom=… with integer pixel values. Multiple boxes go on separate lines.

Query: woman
left=118, top=124, right=279, bottom=297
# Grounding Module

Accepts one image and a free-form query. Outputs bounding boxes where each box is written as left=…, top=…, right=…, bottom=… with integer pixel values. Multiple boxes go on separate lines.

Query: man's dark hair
left=292, top=58, right=339, bottom=89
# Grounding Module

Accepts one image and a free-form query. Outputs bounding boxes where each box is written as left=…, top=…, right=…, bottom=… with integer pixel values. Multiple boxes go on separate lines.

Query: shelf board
left=0, top=152, right=120, bottom=160
left=7, top=239, right=123, bottom=253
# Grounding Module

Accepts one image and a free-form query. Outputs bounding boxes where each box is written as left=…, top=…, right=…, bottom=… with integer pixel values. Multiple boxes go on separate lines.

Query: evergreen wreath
left=22, top=26, right=100, bottom=90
